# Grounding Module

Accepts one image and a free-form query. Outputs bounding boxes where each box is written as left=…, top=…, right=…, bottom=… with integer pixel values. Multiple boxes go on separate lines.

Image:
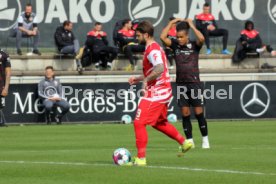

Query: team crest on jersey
left=175, top=49, right=180, bottom=56
left=187, top=43, right=192, bottom=49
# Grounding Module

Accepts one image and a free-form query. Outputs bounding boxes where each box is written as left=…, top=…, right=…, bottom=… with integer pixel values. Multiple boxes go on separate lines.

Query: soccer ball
left=121, top=114, right=132, bottom=124
left=167, top=113, right=178, bottom=123
left=112, top=148, right=131, bottom=165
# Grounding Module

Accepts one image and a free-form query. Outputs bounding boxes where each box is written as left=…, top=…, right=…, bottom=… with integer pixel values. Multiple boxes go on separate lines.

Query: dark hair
left=26, top=3, right=32, bottom=7
left=95, top=22, right=102, bottom=26
left=45, top=66, right=54, bottom=71
left=169, top=17, right=175, bottom=21
left=63, top=20, right=72, bottom=27
left=176, top=22, right=190, bottom=33
left=122, top=19, right=131, bottom=26
left=245, top=20, right=254, bottom=30
left=204, top=2, right=210, bottom=7
left=136, top=21, right=154, bottom=37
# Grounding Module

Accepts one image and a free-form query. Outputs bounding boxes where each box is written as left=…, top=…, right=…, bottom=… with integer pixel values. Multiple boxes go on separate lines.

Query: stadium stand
left=10, top=53, right=276, bottom=76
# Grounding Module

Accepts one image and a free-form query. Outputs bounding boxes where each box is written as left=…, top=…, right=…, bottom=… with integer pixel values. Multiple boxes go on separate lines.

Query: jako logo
left=0, top=0, right=21, bottom=31
left=128, top=0, right=165, bottom=27
left=268, top=0, right=276, bottom=24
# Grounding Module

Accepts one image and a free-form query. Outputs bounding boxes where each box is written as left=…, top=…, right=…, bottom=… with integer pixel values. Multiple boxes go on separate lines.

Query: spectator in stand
left=11, top=3, right=41, bottom=56
left=86, top=22, right=118, bottom=70
left=162, top=17, right=177, bottom=70
left=195, top=2, right=231, bottom=55
left=117, top=19, right=145, bottom=71
left=232, top=20, right=276, bottom=63
left=54, top=20, right=83, bottom=73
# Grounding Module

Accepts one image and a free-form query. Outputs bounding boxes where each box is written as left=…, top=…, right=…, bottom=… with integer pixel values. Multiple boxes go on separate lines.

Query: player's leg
left=15, top=29, right=23, bottom=54
left=209, top=29, right=230, bottom=54
left=124, top=45, right=135, bottom=70
left=200, top=28, right=211, bottom=54
left=33, top=30, right=40, bottom=54
left=133, top=99, right=172, bottom=165
left=55, top=99, right=71, bottom=124
left=0, top=96, right=7, bottom=127
left=181, top=106, right=194, bottom=147
left=191, top=83, right=210, bottom=148
left=152, top=104, right=184, bottom=145
left=177, top=84, right=194, bottom=146
left=107, top=46, right=118, bottom=62
left=152, top=104, right=192, bottom=155
left=43, top=99, right=54, bottom=124
left=194, top=107, right=209, bottom=148
left=60, top=45, right=75, bottom=55
left=133, top=99, right=151, bottom=160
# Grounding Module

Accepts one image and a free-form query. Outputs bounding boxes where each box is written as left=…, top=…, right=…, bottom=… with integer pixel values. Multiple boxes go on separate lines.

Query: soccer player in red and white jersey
left=128, top=21, right=192, bottom=166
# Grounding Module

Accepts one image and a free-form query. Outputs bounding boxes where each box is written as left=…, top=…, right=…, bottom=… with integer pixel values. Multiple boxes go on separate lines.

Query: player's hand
left=141, top=80, right=148, bottom=97
left=27, top=30, right=33, bottom=35
left=128, top=76, right=139, bottom=85
left=271, top=50, right=276, bottom=57
left=32, top=30, right=37, bottom=36
left=54, top=97, right=61, bottom=101
left=48, top=97, right=61, bottom=101
left=185, top=18, right=194, bottom=26
left=1, top=88, right=8, bottom=97
left=170, top=18, right=184, bottom=25
left=207, top=25, right=216, bottom=31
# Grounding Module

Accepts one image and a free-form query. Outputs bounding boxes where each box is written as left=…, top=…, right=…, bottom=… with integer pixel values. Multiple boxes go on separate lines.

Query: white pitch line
left=0, top=160, right=276, bottom=176
left=231, top=147, right=276, bottom=150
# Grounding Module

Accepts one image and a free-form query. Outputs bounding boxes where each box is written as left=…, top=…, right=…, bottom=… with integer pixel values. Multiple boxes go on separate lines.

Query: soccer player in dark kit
left=161, top=18, right=210, bottom=149
left=0, top=49, right=11, bottom=127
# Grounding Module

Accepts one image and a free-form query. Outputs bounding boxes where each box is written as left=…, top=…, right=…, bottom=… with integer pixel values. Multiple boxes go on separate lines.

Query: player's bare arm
left=144, top=64, right=164, bottom=82
left=1, top=67, right=11, bottom=97
left=160, top=18, right=183, bottom=47
left=128, top=75, right=144, bottom=85
left=185, top=18, right=205, bottom=46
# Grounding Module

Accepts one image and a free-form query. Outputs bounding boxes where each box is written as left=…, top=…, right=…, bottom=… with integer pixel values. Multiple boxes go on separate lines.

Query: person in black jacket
left=117, top=19, right=145, bottom=71
left=195, top=3, right=231, bottom=55
left=54, top=21, right=83, bottom=73
left=86, top=22, right=118, bottom=70
left=232, top=20, right=276, bottom=63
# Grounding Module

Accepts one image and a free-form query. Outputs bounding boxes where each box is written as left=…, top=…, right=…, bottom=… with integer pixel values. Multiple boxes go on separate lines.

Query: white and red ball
left=112, top=148, right=131, bottom=165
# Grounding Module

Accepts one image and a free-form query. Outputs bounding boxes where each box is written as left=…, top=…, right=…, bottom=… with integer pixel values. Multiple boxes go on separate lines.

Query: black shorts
left=176, top=82, right=204, bottom=107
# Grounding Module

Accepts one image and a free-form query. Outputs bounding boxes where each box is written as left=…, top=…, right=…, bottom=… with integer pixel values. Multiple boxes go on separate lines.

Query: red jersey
left=196, top=13, right=215, bottom=21
left=118, top=29, right=135, bottom=37
left=143, top=42, right=172, bottom=103
left=87, top=30, right=107, bottom=38
left=240, top=29, right=259, bottom=39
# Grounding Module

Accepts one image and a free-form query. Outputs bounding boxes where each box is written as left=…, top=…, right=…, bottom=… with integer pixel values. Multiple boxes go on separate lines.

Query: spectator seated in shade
left=232, top=20, right=276, bottom=63
left=10, top=3, right=41, bottom=56
left=38, top=66, right=70, bottom=125
left=195, top=2, right=231, bottom=55
left=86, top=22, right=118, bottom=70
left=116, top=19, right=145, bottom=71
left=54, top=20, right=84, bottom=73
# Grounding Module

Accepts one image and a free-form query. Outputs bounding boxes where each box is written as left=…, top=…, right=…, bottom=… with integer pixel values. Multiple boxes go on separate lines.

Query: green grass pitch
left=0, top=121, right=275, bottom=184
